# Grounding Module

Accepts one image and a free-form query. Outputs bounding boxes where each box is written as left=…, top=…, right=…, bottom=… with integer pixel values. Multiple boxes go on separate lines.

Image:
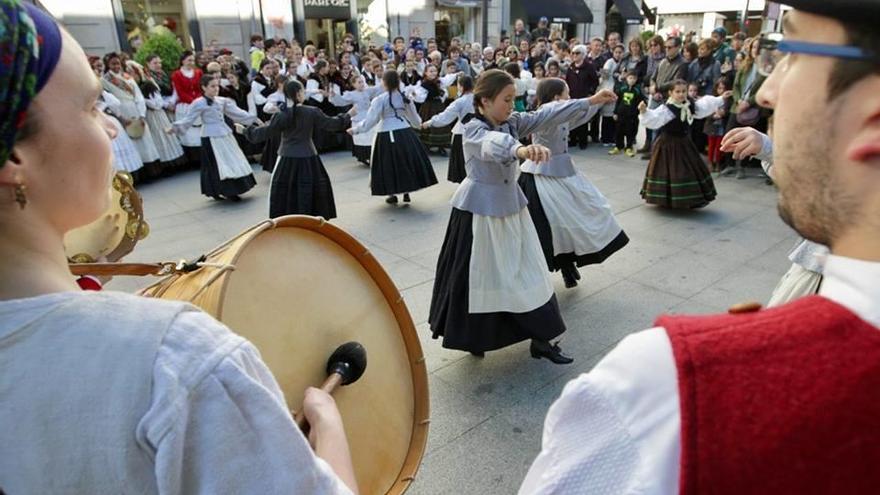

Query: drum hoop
left=171, top=215, right=431, bottom=493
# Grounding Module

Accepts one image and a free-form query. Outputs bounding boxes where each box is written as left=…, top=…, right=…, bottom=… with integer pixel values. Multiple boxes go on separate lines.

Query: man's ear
left=0, top=153, right=24, bottom=187
left=843, top=75, right=880, bottom=164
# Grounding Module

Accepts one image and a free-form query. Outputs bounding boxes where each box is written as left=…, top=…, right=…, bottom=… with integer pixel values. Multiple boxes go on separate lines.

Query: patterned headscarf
left=0, top=0, right=62, bottom=167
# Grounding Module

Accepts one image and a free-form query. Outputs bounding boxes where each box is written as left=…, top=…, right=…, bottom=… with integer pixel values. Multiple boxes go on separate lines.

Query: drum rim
left=215, top=215, right=430, bottom=494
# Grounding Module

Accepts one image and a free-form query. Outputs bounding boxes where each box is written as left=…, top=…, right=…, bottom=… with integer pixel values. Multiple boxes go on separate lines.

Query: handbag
left=124, top=118, right=145, bottom=139
left=736, top=105, right=760, bottom=126
left=736, top=78, right=761, bottom=126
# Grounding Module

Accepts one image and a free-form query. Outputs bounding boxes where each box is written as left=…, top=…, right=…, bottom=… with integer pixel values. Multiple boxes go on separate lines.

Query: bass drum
left=141, top=216, right=429, bottom=494
left=64, top=171, right=149, bottom=263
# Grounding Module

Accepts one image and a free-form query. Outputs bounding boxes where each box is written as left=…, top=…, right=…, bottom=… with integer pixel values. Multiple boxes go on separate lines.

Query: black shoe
left=573, top=268, right=581, bottom=280
left=227, top=195, right=242, bottom=202
left=470, top=350, right=485, bottom=358
left=437, top=148, right=448, bottom=157
left=561, top=267, right=578, bottom=289
left=403, top=193, right=411, bottom=203
left=530, top=340, right=573, bottom=364
left=641, top=153, right=651, bottom=160
left=579, top=143, right=588, bottom=150
left=636, top=145, right=650, bottom=153
left=385, top=195, right=398, bottom=204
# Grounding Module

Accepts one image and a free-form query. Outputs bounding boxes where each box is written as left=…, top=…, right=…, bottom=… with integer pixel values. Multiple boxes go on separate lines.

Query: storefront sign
left=304, top=0, right=352, bottom=19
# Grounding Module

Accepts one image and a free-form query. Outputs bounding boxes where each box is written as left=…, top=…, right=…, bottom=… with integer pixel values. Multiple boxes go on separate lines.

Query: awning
left=611, top=0, right=643, bottom=24
left=437, top=0, right=482, bottom=7
left=523, top=0, right=593, bottom=24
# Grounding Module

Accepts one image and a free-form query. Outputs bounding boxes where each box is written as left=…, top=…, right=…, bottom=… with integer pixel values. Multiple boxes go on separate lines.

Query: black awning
left=524, top=0, right=593, bottom=24
left=611, top=0, right=643, bottom=24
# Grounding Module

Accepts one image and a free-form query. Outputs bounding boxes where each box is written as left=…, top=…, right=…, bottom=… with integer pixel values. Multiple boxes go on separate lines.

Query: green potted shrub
left=134, top=26, right=185, bottom=72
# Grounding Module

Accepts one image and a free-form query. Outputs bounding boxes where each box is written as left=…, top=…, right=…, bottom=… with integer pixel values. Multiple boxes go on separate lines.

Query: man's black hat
left=782, top=0, right=880, bottom=26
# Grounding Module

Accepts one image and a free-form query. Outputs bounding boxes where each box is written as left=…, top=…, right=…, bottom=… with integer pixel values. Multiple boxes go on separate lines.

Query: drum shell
left=141, top=216, right=429, bottom=495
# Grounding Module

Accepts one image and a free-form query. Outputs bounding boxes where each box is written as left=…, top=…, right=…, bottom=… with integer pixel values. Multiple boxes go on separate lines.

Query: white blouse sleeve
left=407, top=83, right=428, bottom=104
left=250, top=81, right=269, bottom=106
left=221, top=97, right=259, bottom=124
left=693, top=95, right=726, bottom=119
left=519, top=328, right=681, bottom=495
left=305, top=79, right=324, bottom=103
left=139, top=310, right=353, bottom=495
left=639, top=105, right=676, bottom=130
left=352, top=94, right=383, bottom=134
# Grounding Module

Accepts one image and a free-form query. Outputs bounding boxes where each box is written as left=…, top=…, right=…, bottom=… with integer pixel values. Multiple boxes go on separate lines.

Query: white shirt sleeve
left=250, top=81, right=269, bottom=106
left=305, top=79, right=324, bottom=102
left=693, top=95, right=726, bottom=119
left=138, top=310, right=352, bottom=495
left=639, top=105, right=676, bottom=130
left=519, top=327, right=681, bottom=495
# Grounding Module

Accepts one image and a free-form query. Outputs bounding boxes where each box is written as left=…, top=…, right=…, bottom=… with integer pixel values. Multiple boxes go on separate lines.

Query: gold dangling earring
left=14, top=182, right=27, bottom=209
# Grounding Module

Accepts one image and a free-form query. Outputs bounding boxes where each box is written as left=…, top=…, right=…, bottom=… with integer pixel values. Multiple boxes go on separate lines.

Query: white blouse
left=639, top=95, right=726, bottom=130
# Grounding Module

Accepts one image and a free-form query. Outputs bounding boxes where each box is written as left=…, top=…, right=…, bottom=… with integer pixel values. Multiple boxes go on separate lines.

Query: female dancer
left=415, top=64, right=455, bottom=155
left=170, top=76, right=260, bottom=201
left=89, top=56, right=144, bottom=179
left=519, top=78, right=629, bottom=289
left=639, top=79, right=732, bottom=208
left=428, top=69, right=616, bottom=363
left=350, top=71, right=437, bottom=205
left=136, top=62, right=186, bottom=174
left=420, top=74, right=474, bottom=183
left=330, top=74, right=383, bottom=166
left=0, top=3, right=356, bottom=490
left=101, top=52, right=161, bottom=179
left=170, top=51, right=204, bottom=168
left=259, top=74, right=288, bottom=173
left=239, top=80, right=353, bottom=219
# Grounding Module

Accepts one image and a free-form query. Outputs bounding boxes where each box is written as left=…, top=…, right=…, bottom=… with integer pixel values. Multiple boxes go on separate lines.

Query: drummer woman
left=0, top=2, right=357, bottom=492
left=170, top=76, right=259, bottom=201
left=239, top=80, right=353, bottom=219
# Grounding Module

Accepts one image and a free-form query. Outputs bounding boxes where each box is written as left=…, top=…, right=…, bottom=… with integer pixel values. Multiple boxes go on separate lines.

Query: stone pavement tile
left=408, top=413, right=537, bottom=495
left=735, top=207, right=796, bottom=234
left=668, top=298, right=728, bottom=315
left=421, top=372, right=495, bottom=456
left=613, top=204, right=676, bottom=233
left=637, top=217, right=729, bottom=250
left=552, top=266, right=624, bottom=306
left=563, top=279, right=687, bottom=351
left=746, top=237, right=800, bottom=272
left=406, top=246, right=442, bottom=271
left=360, top=242, right=407, bottom=268
left=595, top=235, right=681, bottom=278
left=690, top=264, right=785, bottom=309
left=382, top=257, right=436, bottom=291
left=689, top=224, right=792, bottom=261
left=432, top=342, right=572, bottom=415
left=628, top=248, right=741, bottom=300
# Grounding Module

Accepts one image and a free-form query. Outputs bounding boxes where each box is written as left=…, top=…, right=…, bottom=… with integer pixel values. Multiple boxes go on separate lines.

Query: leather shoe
left=385, top=195, right=398, bottom=204
left=530, top=340, right=573, bottom=364
left=470, top=350, right=485, bottom=358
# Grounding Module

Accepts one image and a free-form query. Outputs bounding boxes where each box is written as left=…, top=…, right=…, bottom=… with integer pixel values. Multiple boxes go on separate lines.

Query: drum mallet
left=295, top=341, right=368, bottom=431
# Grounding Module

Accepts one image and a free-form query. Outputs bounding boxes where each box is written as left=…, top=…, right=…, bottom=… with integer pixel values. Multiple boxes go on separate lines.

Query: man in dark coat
left=565, top=44, right=600, bottom=149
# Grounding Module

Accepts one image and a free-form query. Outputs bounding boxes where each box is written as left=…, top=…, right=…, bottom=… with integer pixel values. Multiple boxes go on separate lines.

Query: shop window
left=121, top=0, right=193, bottom=51
left=434, top=8, right=466, bottom=52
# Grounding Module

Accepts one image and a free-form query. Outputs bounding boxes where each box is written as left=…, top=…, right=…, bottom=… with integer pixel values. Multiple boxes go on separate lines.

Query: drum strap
left=69, top=256, right=210, bottom=277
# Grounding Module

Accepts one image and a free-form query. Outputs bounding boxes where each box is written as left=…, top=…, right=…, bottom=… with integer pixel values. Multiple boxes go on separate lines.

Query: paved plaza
left=109, top=146, right=798, bottom=494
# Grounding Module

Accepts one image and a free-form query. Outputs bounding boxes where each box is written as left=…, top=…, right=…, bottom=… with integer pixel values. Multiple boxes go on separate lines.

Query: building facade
left=39, top=0, right=645, bottom=62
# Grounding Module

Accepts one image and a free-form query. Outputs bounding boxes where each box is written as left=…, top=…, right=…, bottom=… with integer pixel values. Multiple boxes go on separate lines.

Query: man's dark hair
left=264, top=38, right=277, bottom=51
left=250, top=34, right=263, bottom=44
left=393, top=36, right=404, bottom=44
left=829, top=23, right=880, bottom=98
left=667, top=36, right=682, bottom=48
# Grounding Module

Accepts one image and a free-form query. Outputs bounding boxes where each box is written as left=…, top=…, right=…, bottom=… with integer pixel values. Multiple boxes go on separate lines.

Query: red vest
left=660, top=296, right=880, bottom=494
left=171, top=68, right=204, bottom=104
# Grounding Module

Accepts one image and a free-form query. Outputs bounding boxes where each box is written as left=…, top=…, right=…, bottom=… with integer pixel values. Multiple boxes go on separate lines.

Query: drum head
left=64, top=172, right=148, bottom=263
left=151, top=216, right=428, bottom=494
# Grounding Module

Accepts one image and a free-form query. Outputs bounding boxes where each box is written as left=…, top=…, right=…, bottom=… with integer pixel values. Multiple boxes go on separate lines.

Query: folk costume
left=101, top=69, right=161, bottom=178
left=170, top=67, right=204, bottom=150
left=422, top=92, right=474, bottom=183
left=330, top=85, right=384, bottom=165
left=101, top=91, right=144, bottom=179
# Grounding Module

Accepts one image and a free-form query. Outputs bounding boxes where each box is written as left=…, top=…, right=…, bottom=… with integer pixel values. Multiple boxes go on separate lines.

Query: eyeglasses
left=757, top=32, right=880, bottom=76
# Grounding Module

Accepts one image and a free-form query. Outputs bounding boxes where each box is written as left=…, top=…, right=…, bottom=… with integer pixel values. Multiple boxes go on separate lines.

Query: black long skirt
left=353, top=144, right=371, bottom=164
left=370, top=128, right=438, bottom=196
left=447, top=134, right=466, bottom=183
left=419, top=100, right=452, bottom=149
left=519, top=172, right=630, bottom=272
left=260, top=134, right=281, bottom=173
left=640, top=132, right=717, bottom=209
left=269, top=155, right=336, bottom=219
left=428, top=208, right=567, bottom=353
left=199, top=137, right=256, bottom=198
